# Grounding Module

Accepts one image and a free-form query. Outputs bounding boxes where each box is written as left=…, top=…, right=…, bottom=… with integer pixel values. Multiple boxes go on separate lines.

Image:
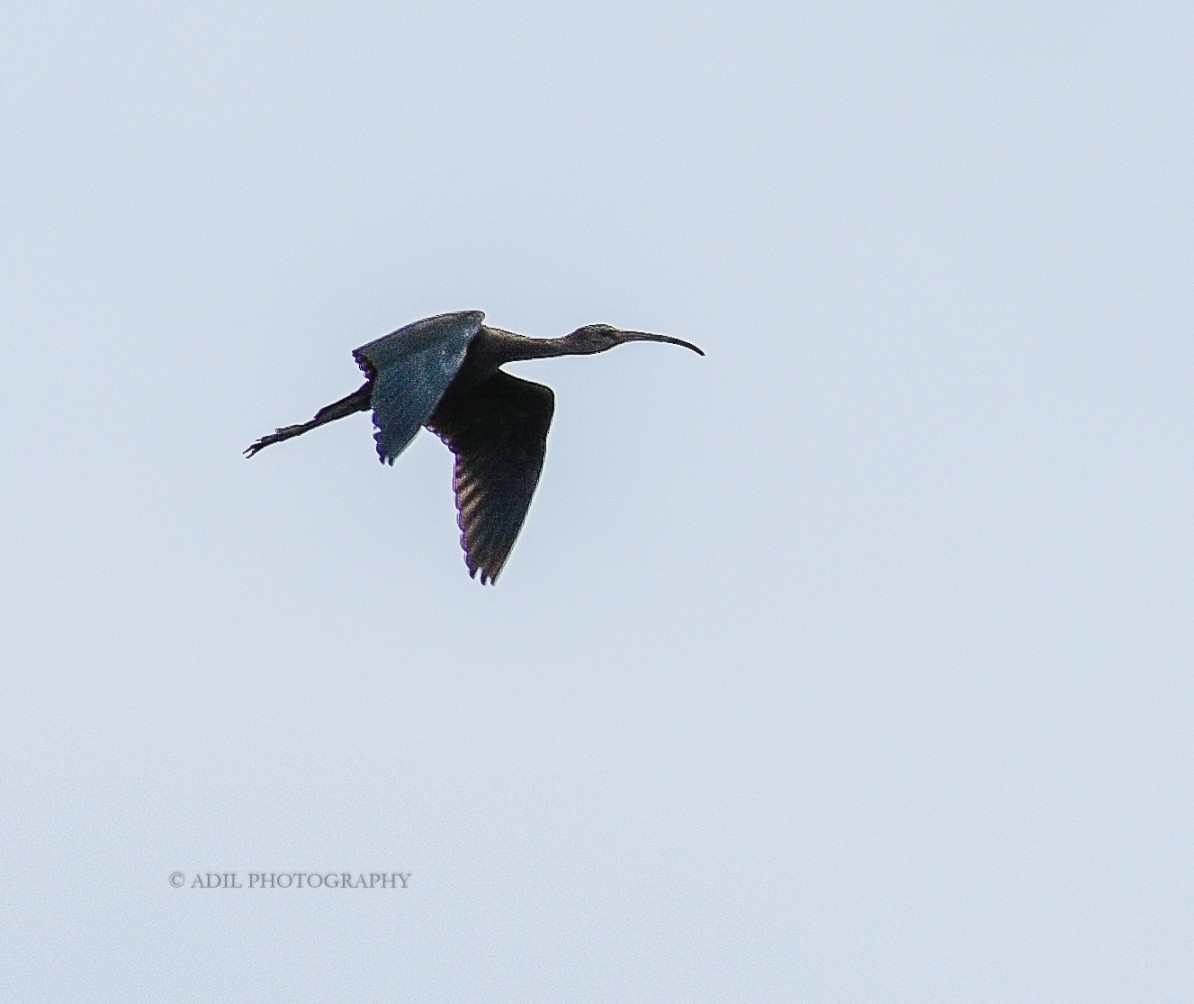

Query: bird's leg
left=244, top=382, right=372, bottom=458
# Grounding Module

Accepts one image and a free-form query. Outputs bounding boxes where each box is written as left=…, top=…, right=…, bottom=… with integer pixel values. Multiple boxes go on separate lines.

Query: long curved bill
left=617, top=330, right=705, bottom=356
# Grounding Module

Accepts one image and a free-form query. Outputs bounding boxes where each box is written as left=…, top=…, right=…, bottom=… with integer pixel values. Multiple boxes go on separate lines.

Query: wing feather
left=352, top=311, right=484, bottom=464
left=428, top=372, right=555, bottom=584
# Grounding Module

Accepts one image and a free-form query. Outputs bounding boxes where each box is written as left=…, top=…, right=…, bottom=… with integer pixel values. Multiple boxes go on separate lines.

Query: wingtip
left=372, top=428, right=397, bottom=465
left=464, top=548, right=500, bottom=586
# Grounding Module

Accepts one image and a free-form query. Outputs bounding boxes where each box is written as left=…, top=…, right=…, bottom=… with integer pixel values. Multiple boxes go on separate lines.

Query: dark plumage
left=246, top=311, right=703, bottom=583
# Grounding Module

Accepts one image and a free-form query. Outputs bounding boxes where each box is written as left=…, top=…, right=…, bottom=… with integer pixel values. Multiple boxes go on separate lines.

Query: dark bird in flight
left=245, top=311, right=703, bottom=584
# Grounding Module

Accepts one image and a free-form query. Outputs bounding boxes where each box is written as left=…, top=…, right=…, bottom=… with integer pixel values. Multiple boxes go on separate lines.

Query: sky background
left=3, top=2, right=1192, bottom=1000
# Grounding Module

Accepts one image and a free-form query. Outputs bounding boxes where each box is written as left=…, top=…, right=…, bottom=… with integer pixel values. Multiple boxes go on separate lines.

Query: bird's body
left=246, top=311, right=702, bottom=583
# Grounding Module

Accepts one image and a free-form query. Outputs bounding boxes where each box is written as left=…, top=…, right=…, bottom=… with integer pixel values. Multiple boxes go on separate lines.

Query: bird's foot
left=244, top=425, right=302, bottom=458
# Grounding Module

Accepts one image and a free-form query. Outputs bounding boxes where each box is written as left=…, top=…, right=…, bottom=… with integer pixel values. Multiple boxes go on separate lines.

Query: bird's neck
left=486, top=329, right=588, bottom=362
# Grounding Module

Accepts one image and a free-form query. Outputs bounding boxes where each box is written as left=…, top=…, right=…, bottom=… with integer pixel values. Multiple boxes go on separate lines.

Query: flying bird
left=245, top=311, right=703, bottom=583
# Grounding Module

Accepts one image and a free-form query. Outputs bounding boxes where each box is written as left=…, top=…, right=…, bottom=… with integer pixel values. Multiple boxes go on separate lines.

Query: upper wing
left=352, top=311, right=485, bottom=464
left=428, top=372, right=555, bottom=585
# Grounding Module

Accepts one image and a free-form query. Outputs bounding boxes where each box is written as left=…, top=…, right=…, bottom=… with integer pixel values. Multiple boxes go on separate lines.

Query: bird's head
left=564, top=323, right=705, bottom=356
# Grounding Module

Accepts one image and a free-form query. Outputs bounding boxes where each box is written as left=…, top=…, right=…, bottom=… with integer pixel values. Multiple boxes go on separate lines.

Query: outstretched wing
left=428, top=372, right=555, bottom=585
left=352, top=311, right=485, bottom=464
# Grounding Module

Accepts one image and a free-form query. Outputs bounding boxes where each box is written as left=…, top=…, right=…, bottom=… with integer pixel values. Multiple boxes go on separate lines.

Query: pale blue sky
left=3, top=2, right=1192, bottom=1000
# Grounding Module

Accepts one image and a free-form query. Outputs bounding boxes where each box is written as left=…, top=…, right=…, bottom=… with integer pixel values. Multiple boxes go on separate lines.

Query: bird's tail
left=244, top=382, right=372, bottom=458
